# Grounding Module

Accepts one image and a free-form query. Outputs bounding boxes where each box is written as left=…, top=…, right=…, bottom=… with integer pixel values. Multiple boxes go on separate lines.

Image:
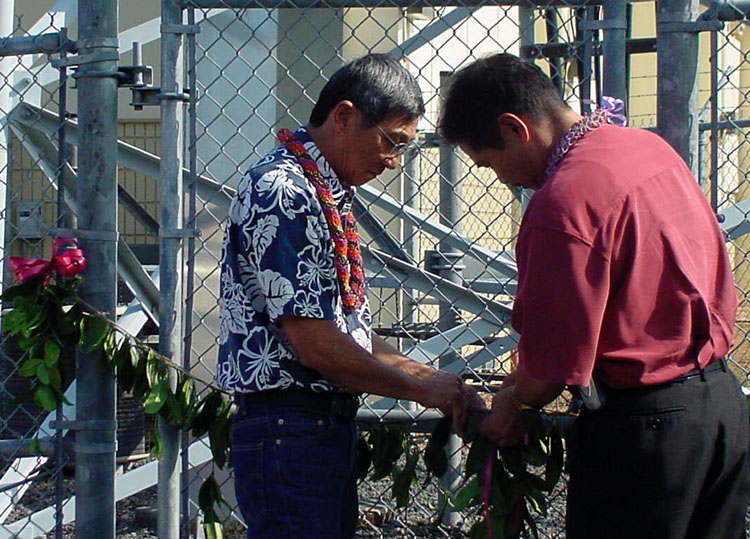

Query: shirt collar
left=294, top=127, right=354, bottom=208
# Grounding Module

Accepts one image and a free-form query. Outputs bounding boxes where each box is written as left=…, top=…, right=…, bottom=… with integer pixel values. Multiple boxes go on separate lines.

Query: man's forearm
left=507, top=369, right=565, bottom=408
left=370, top=333, right=437, bottom=379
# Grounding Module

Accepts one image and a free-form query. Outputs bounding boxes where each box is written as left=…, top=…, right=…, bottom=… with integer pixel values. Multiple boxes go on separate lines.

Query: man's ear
left=331, top=100, right=358, bottom=133
left=496, top=113, right=531, bottom=143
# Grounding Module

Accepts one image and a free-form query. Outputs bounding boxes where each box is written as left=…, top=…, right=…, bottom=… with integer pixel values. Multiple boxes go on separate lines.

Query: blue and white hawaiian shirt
left=215, top=127, right=373, bottom=394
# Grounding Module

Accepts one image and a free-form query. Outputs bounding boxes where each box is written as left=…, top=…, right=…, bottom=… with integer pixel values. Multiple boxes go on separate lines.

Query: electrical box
left=15, top=201, right=43, bottom=239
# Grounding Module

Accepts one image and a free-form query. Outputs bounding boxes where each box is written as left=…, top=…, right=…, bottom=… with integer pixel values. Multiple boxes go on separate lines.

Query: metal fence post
left=437, top=72, right=464, bottom=526
left=75, top=0, right=119, bottom=537
left=602, top=0, right=628, bottom=106
left=158, top=0, right=185, bottom=537
left=0, top=0, right=13, bottom=296
left=657, top=0, right=700, bottom=174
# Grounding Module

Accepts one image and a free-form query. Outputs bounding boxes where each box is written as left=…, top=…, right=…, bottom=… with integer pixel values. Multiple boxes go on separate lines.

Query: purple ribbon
left=483, top=454, right=493, bottom=538
left=600, top=96, right=628, bottom=126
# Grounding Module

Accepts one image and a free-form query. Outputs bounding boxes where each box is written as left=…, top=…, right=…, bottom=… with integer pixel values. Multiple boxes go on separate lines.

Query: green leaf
left=499, top=446, right=525, bottom=476
left=544, top=430, right=564, bottom=491
left=391, top=451, right=418, bottom=508
left=355, top=435, right=371, bottom=481
left=191, top=391, right=222, bottom=439
left=198, top=474, right=218, bottom=513
left=150, top=424, right=162, bottom=459
left=465, top=435, right=492, bottom=477
left=525, top=485, right=547, bottom=517
left=102, top=330, right=118, bottom=360
left=162, top=388, right=184, bottom=425
left=491, top=475, right=513, bottom=516
left=452, top=475, right=480, bottom=512
left=146, top=355, right=163, bottom=388
left=19, top=358, right=42, bottom=377
left=36, top=363, right=50, bottom=385
left=143, top=380, right=169, bottom=414
left=203, top=521, right=225, bottom=539
left=370, top=425, right=402, bottom=480
left=79, top=315, right=112, bottom=353
left=29, top=436, right=43, bottom=455
left=208, top=412, right=230, bottom=469
left=424, top=418, right=451, bottom=479
left=2, top=279, right=42, bottom=302
left=44, top=340, right=61, bottom=367
left=468, top=519, right=487, bottom=539
left=3, top=308, right=27, bottom=335
left=34, top=385, right=58, bottom=411
left=48, top=366, right=62, bottom=390
left=523, top=434, right=547, bottom=468
left=463, top=412, right=490, bottom=442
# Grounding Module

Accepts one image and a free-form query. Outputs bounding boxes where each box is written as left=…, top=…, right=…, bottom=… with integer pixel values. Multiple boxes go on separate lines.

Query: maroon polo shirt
left=513, top=124, right=737, bottom=389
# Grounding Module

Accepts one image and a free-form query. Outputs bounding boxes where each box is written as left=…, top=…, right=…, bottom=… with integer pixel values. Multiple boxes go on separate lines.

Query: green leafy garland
left=359, top=413, right=565, bottom=538
left=2, top=273, right=566, bottom=538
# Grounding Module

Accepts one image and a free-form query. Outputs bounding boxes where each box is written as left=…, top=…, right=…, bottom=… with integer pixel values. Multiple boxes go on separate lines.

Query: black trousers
left=567, top=367, right=750, bottom=539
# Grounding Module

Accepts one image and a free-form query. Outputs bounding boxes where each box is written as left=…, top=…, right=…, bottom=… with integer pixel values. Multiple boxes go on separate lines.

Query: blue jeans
left=232, top=403, right=359, bottom=538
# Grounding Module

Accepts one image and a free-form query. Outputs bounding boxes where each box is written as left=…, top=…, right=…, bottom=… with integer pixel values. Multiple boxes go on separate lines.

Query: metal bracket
left=71, top=70, right=127, bottom=80
left=160, top=23, right=201, bottom=35
left=75, top=37, right=119, bottom=50
left=159, top=228, right=202, bottom=239
left=579, top=19, right=628, bottom=31
left=157, top=91, right=190, bottom=102
left=50, top=419, right=117, bottom=431
left=51, top=50, right=120, bottom=68
left=50, top=227, right=120, bottom=243
left=658, top=20, right=724, bottom=33
left=118, top=65, right=154, bottom=88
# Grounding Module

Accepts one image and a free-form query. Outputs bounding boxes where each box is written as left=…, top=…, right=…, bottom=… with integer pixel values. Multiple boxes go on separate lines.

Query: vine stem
left=68, top=292, right=232, bottom=398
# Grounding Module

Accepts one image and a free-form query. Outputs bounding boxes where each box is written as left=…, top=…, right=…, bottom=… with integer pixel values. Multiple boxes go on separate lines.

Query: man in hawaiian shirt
left=217, top=53, right=479, bottom=539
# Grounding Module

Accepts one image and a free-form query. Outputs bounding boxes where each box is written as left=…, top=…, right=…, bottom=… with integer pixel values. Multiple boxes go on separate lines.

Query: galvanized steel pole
left=0, top=0, right=13, bottom=299
left=75, top=0, right=119, bottom=537
left=158, top=0, right=185, bottom=536
left=601, top=0, right=628, bottom=107
left=437, top=72, right=464, bottom=526
left=657, top=0, right=700, bottom=174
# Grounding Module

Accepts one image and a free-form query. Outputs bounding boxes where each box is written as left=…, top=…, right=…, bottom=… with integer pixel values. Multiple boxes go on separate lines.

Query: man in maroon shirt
left=439, top=53, right=750, bottom=538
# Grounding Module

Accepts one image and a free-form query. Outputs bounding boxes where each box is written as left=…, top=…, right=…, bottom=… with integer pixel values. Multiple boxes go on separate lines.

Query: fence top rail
left=180, top=0, right=651, bottom=8
left=0, top=32, right=76, bottom=58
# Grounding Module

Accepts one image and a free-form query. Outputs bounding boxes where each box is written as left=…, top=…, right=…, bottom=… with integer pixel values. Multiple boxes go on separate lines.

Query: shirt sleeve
left=236, top=167, right=339, bottom=324
left=512, top=225, right=610, bottom=386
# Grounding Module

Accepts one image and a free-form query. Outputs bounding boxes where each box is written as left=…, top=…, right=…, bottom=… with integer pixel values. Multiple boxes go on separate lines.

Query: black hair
left=438, top=53, right=568, bottom=151
left=309, top=53, right=425, bottom=128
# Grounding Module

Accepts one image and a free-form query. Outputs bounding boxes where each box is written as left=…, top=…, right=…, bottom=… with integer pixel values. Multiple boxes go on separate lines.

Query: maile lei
left=277, top=128, right=366, bottom=313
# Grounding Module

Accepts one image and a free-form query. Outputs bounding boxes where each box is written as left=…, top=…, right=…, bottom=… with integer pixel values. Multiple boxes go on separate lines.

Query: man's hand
left=479, top=386, right=537, bottom=447
left=415, top=372, right=474, bottom=436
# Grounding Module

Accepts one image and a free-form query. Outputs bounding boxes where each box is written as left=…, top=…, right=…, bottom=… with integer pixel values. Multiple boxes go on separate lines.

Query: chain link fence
left=0, top=0, right=749, bottom=537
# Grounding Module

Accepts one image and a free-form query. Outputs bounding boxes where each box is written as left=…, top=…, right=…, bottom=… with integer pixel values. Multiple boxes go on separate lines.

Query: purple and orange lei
left=277, top=128, right=366, bottom=314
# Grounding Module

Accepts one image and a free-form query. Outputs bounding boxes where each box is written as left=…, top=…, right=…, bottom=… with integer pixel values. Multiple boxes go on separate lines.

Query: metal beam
left=363, top=246, right=512, bottom=324
left=9, top=103, right=235, bottom=210
left=358, top=184, right=518, bottom=282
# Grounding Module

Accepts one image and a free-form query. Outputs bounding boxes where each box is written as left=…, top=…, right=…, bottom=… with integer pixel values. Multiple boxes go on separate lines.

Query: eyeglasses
left=376, top=125, right=416, bottom=158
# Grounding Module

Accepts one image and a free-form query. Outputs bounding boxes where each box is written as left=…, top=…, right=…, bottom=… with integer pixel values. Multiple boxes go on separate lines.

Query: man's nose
left=383, top=155, right=400, bottom=169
